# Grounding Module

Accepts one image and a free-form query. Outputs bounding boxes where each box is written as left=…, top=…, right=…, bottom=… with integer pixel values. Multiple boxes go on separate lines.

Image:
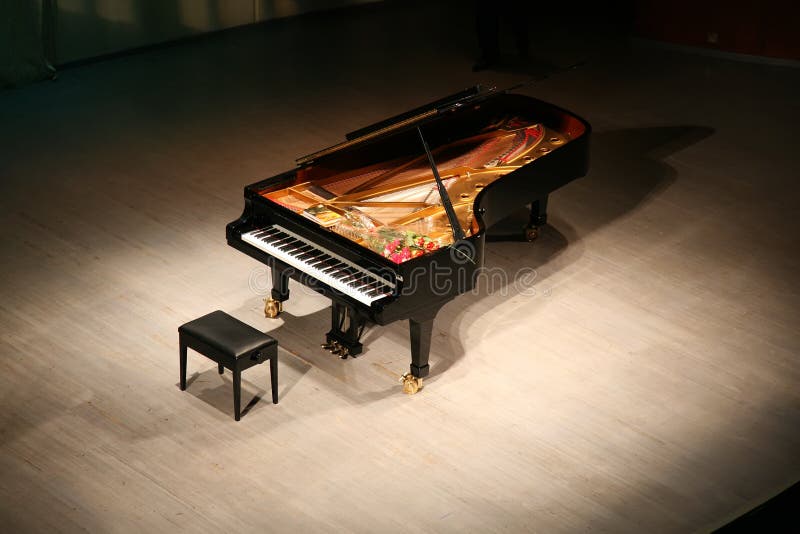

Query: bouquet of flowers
left=367, top=227, right=441, bottom=264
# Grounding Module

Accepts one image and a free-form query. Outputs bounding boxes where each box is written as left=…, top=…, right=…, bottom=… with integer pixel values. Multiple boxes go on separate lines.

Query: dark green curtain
left=0, top=0, right=56, bottom=89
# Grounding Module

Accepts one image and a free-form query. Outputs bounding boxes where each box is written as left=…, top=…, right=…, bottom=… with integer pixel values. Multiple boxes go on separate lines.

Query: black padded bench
left=179, top=310, right=278, bottom=421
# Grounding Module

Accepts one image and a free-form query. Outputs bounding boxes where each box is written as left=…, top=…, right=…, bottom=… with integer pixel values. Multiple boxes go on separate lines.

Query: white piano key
left=242, top=225, right=394, bottom=305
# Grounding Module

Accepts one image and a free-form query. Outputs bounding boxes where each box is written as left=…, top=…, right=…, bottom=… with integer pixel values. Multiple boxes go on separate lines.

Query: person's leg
left=510, top=0, right=529, bottom=57
left=474, top=0, right=500, bottom=70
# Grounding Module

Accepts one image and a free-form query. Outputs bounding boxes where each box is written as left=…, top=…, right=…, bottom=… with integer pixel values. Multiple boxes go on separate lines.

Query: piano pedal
left=399, top=373, right=423, bottom=395
left=263, top=298, right=282, bottom=318
left=323, top=340, right=343, bottom=354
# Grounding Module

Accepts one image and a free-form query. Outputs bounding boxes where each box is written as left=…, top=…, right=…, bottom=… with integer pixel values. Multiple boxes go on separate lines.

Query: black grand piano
left=227, top=87, right=590, bottom=393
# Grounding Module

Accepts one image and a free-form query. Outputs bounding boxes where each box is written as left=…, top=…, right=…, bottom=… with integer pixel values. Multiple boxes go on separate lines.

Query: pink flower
left=400, top=247, right=411, bottom=260
left=389, top=252, right=403, bottom=263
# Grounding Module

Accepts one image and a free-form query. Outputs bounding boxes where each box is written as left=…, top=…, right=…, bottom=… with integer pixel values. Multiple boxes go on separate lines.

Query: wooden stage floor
left=1, top=2, right=799, bottom=532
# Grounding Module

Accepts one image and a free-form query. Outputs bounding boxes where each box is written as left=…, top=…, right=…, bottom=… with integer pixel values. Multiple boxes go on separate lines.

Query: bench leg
left=270, top=355, right=279, bottom=404
left=233, top=367, right=242, bottom=421
left=179, top=341, right=187, bottom=391
left=218, top=363, right=224, bottom=375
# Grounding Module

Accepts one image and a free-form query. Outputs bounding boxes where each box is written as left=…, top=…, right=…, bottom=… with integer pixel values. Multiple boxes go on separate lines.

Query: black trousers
left=476, top=0, right=530, bottom=61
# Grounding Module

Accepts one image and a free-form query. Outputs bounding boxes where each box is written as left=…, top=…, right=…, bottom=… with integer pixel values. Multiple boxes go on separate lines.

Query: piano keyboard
left=242, top=225, right=395, bottom=305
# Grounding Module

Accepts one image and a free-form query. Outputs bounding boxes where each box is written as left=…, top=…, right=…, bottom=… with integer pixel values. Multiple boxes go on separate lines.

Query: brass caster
left=399, top=373, right=423, bottom=395
left=524, top=225, right=540, bottom=242
left=263, top=298, right=282, bottom=318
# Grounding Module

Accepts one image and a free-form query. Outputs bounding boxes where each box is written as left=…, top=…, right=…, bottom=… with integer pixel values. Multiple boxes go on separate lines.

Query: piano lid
left=261, top=92, right=586, bottom=264
left=296, top=86, right=491, bottom=167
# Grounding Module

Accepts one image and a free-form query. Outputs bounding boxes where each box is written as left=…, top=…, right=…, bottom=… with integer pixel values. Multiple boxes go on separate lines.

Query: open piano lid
left=295, top=86, right=492, bottom=167
left=259, top=87, right=585, bottom=265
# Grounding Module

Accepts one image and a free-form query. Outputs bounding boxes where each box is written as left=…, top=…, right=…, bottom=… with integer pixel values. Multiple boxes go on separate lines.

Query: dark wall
left=634, top=0, right=800, bottom=60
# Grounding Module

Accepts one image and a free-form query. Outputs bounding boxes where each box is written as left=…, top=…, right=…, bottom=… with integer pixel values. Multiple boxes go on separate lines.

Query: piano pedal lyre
left=263, top=298, right=282, bottom=318
left=399, top=373, right=423, bottom=395
left=323, top=303, right=364, bottom=360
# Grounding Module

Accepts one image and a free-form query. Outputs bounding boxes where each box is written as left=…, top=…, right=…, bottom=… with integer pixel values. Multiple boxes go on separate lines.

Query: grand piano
left=227, top=87, right=590, bottom=393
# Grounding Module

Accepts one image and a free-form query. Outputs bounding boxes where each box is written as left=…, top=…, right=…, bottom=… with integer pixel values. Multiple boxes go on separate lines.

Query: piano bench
left=179, top=310, right=278, bottom=421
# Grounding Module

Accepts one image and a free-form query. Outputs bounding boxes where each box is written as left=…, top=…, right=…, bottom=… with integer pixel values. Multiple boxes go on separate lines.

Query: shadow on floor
left=439, top=125, right=714, bottom=376
left=180, top=349, right=310, bottom=419
left=235, top=125, right=715, bottom=402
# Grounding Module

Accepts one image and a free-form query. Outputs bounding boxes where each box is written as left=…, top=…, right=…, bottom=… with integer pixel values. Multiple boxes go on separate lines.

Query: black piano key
left=321, top=260, right=345, bottom=270
left=311, top=255, right=335, bottom=266
left=243, top=225, right=396, bottom=302
left=289, top=243, right=314, bottom=258
left=361, top=281, right=383, bottom=292
left=365, top=286, right=392, bottom=298
left=349, top=276, right=372, bottom=287
left=296, top=249, right=322, bottom=261
left=352, top=281, right=374, bottom=291
left=346, top=274, right=362, bottom=287
left=278, top=240, right=301, bottom=252
left=336, top=268, right=359, bottom=281
left=324, top=267, right=347, bottom=278
left=269, top=234, right=294, bottom=245
left=250, top=228, right=273, bottom=238
left=328, top=265, right=352, bottom=282
left=348, top=274, right=371, bottom=287
left=307, top=255, right=332, bottom=267
left=320, top=264, right=341, bottom=276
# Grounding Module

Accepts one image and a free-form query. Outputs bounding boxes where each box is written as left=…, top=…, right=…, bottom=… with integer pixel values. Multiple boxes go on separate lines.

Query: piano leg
left=409, top=317, right=433, bottom=378
left=271, top=263, right=291, bottom=302
left=264, top=263, right=291, bottom=318
left=402, top=307, right=441, bottom=394
left=525, top=195, right=548, bottom=241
